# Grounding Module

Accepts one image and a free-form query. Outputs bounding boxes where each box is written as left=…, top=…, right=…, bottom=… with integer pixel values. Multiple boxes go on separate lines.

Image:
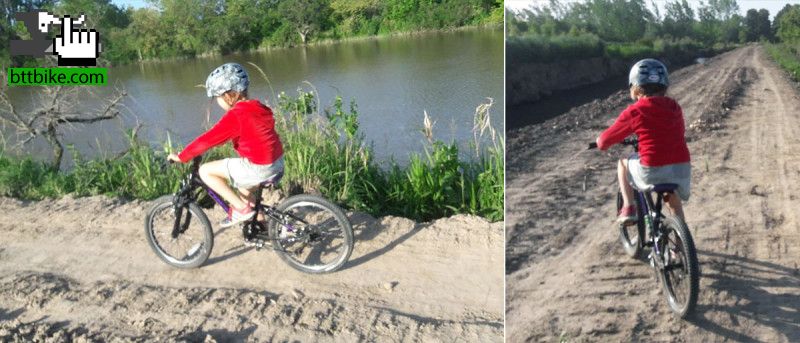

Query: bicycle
left=144, top=156, right=354, bottom=274
left=589, top=137, right=699, bottom=317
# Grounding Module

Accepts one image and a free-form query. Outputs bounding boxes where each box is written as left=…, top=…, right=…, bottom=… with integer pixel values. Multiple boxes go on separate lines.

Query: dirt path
left=506, top=45, right=800, bottom=342
left=0, top=195, right=503, bottom=342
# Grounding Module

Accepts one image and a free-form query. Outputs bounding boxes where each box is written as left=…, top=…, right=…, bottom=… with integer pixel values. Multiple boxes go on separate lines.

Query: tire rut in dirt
left=0, top=271, right=502, bottom=342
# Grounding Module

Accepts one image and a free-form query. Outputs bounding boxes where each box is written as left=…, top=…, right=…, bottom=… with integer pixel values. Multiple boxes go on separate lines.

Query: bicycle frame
left=169, top=157, right=300, bottom=242
left=634, top=187, right=670, bottom=269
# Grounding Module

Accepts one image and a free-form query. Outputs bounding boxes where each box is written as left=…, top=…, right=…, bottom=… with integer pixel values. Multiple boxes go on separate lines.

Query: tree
left=742, top=9, right=771, bottom=42
left=578, top=0, right=654, bottom=42
left=777, top=5, right=800, bottom=42
left=278, top=0, right=330, bottom=44
left=706, top=0, right=739, bottom=21
left=663, top=0, right=695, bottom=39
left=0, top=0, right=57, bottom=67
left=0, top=69, right=127, bottom=170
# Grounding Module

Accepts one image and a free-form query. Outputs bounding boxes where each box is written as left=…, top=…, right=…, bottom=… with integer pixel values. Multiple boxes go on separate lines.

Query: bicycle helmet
left=628, top=59, right=668, bottom=87
left=205, top=63, right=249, bottom=98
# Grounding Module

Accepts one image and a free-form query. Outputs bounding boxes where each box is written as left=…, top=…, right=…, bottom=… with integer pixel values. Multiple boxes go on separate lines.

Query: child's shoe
left=617, top=206, right=637, bottom=225
left=219, top=205, right=255, bottom=228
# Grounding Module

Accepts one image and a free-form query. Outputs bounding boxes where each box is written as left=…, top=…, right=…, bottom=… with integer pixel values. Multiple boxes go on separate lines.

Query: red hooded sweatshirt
left=597, top=96, right=690, bottom=167
left=178, top=99, right=283, bottom=165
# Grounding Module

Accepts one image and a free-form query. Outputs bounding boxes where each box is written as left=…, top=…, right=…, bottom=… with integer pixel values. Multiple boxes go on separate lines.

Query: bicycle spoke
left=270, top=195, right=353, bottom=273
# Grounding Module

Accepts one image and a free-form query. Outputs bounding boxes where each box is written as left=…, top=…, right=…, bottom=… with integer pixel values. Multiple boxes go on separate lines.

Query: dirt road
left=0, top=195, right=502, bottom=341
left=507, top=45, right=800, bottom=342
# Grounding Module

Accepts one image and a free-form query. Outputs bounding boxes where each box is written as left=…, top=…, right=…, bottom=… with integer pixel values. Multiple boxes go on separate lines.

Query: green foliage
left=606, top=38, right=708, bottom=60
left=0, top=91, right=503, bottom=222
left=508, top=0, right=763, bottom=48
left=506, top=33, right=604, bottom=64
left=742, top=9, right=772, bottom=42
left=0, top=0, right=502, bottom=66
left=776, top=5, right=800, bottom=43
left=766, top=42, right=800, bottom=81
left=506, top=0, right=756, bottom=64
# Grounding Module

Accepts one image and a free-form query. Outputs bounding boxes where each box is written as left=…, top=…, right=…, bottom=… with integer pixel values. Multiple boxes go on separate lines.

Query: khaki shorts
left=224, top=156, right=284, bottom=189
left=627, top=154, right=691, bottom=201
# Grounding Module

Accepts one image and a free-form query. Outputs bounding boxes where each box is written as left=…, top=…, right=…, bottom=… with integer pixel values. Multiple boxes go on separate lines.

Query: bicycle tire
left=268, top=194, right=354, bottom=274
left=617, top=191, right=644, bottom=258
left=144, top=195, right=214, bottom=269
left=658, top=215, right=699, bottom=318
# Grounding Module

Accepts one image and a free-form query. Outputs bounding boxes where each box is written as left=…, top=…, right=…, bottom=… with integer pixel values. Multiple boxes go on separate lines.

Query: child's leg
left=199, top=160, right=249, bottom=210
left=237, top=187, right=266, bottom=221
left=237, top=187, right=255, bottom=206
left=665, top=194, right=685, bottom=221
left=618, top=159, right=635, bottom=207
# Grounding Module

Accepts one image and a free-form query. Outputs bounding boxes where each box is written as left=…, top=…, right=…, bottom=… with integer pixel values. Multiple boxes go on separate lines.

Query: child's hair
left=632, top=83, right=667, bottom=97
left=224, top=90, right=248, bottom=102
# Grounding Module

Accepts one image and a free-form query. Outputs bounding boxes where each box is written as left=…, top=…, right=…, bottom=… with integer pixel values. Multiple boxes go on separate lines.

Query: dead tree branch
left=0, top=69, right=128, bottom=170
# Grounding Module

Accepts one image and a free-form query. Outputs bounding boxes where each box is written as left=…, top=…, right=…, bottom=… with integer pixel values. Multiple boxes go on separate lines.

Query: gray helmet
left=628, top=59, right=668, bottom=87
left=205, top=63, right=249, bottom=98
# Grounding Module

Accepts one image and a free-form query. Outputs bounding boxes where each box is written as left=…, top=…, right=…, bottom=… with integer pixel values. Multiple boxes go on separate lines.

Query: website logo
left=10, top=10, right=102, bottom=67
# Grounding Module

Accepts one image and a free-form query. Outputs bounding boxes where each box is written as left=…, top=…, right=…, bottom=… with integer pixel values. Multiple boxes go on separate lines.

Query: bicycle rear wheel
left=268, top=194, right=353, bottom=274
left=617, top=191, right=644, bottom=258
left=657, top=215, right=699, bottom=318
left=144, top=195, right=214, bottom=269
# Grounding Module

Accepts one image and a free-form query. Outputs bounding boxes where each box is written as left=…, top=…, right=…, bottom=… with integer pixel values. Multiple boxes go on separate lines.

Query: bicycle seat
left=258, top=171, right=284, bottom=188
left=651, top=183, right=679, bottom=193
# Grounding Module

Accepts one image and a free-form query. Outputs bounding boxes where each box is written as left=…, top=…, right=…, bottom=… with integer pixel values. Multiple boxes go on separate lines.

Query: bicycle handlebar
left=621, top=137, right=638, bottom=146
left=587, top=137, right=638, bottom=150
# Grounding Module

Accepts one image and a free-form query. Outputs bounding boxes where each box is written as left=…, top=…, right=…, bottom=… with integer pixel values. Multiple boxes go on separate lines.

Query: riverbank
left=0, top=91, right=503, bottom=222
left=123, top=25, right=502, bottom=66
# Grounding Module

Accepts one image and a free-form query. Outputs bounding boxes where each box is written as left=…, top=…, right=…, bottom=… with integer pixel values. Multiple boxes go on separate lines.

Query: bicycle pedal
left=244, top=240, right=264, bottom=249
left=245, top=238, right=273, bottom=250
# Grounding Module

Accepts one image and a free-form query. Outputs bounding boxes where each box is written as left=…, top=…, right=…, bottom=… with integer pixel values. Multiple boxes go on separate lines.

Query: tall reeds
left=0, top=90, right=504, bottom=222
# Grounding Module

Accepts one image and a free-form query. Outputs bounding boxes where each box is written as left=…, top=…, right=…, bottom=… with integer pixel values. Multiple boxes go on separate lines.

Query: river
left=6, top=28, right=503, bottom=166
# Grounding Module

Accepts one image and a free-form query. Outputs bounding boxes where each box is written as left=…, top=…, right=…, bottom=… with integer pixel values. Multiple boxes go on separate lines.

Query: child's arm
left=597, top=108, right=635, bottom=151
left=177, top=113, right=239, bottom=162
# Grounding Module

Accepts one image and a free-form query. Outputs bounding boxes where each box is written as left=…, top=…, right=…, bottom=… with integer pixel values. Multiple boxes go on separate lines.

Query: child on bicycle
left=595, top=59, right=691, bottom=223
left=167, top=63, right=284, bottom=228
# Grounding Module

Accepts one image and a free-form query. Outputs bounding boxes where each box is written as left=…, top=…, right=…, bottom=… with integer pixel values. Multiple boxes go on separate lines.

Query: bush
left=506, top=33, right=605, bottom=64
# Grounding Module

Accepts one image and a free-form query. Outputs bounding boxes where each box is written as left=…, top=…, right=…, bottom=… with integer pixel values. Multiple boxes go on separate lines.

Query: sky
left=111, top=0, right=150, bottom=9
left=506, top=0, right=800, bottom=20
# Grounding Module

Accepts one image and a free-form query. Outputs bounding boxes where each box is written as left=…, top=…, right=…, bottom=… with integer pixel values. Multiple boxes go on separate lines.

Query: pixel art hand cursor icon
left=39, top=11, right=101, bottom=66
left=10, top=11, right=103, bottom=66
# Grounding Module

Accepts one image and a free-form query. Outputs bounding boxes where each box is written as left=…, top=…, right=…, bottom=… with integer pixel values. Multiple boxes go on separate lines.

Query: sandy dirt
left=506, top=45, right=800, bottom=342
left=0, top=193, right=503, bottom=341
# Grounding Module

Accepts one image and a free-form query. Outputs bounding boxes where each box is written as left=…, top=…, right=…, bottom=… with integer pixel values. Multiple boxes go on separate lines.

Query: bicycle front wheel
left=144, top=195, right=214, bottom=269
left=658, top=215, right=699, bottom=318
left=268, top=194, right=354, bottom=274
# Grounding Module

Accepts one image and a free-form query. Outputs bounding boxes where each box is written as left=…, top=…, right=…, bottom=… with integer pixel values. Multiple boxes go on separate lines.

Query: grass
left=766, top=42, right=800, bottom=81
left=0, top=89, right=504, bottom=222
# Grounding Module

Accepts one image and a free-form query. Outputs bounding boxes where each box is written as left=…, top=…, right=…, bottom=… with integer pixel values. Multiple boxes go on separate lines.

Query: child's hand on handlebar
left=588, top=137, right=601, bottom=150
left=167, top=153, right=182, bottom=163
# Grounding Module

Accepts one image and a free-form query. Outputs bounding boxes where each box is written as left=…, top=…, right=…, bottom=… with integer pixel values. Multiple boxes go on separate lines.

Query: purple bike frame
left=204, top=186, right=230, bottom=214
